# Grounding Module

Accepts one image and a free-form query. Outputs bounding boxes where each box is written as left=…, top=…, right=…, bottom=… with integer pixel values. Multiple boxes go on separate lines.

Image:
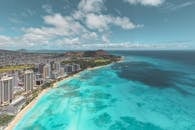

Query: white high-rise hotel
left=0, top=76, right=13, bottom=106
left=43, top=64, right=51, bottom=79
left=24, top=70, right=34, bottom=92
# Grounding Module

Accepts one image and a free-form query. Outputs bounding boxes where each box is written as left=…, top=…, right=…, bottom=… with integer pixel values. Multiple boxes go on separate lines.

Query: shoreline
left=86, top=58, right=124, bottom=71
left=5, top=88, right=50, bottom=130
left=4, top=64, right=109, bottom=130
left=87, top=64, right=108, bottom=71
left=5, top=71, right=81, bottom=130
left=4, top=59, right=123, bottom=130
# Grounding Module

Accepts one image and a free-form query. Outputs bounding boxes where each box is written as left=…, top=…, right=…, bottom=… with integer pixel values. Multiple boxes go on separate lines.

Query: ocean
left=14, top=51, right=195, bottom=130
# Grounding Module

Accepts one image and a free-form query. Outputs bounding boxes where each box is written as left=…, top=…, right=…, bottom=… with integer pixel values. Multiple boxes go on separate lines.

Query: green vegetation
left=32, top=90, right=39, bottom=99
left=0, top=65, right=34, bottom=73
left=62, top=56, right=121, bottom=70
left=0, top=114, right=15, bottom=126
left=95, top=59, right=111, bottom=63
left=62, top=50, right=122, bottom=69
left=25, top=88, right=40, bottom=105
left=62, top=59, right=111, bottom=69
left=41, top=82, right=52, bottom=89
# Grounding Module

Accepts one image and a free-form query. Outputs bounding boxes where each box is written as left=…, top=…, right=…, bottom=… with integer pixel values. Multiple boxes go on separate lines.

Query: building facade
left=64, top=64, right=74, bottom=74
left=54, top=62, right=61, bottom=73
left=0, top=76, right=13, bottom=106
left=73, top=64, right=81, bottom=72
left=24, top=70, right=34, bottom=92
left=43, top=64, right=51, bottom=80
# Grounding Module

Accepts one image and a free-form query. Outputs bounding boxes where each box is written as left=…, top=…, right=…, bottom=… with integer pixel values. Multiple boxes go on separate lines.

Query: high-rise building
left=54, top=62, right=61, bottom=73
left=0, top=76, right=13, bottom=106
left=0, top=81, right=1, bottom=105
left=24, top=70, right=34, bottom=92
left=38, top=63, right=45, bottom=73
left=43, top=64, right=51, bottom=79
left=73, top=64, right=81, bottom=72
left=60, top=67, right=65, bottom=76
left=12, top=71, right=19, bottom=88
left=64, top=64, right=74, bottom=74
left=50, top=61, right=54, bottom=71
left=35, top=73, right=43, bottom=86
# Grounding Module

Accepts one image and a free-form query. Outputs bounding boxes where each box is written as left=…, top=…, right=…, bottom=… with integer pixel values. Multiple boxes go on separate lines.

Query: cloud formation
left=1, top=0, right=191, bottom=50
left=165, top=1, right=195, bottom=11
left=78, top=0, right=104, bottom=13
left=74, top=0, right=140, bottom=31
left=125, top=0, right=164, bottom=6
left=0, top=0, right=141, bottom=49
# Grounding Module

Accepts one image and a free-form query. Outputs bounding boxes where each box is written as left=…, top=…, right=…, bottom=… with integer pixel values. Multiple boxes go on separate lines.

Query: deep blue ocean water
left=14, top=51, right=195, bottom=130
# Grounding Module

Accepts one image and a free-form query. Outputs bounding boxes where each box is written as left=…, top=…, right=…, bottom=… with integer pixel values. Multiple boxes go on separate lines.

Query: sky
left=0, top=0, right=195, bottom=50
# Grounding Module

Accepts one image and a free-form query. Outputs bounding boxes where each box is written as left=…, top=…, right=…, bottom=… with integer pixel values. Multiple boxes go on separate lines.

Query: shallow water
left=15, top=51, right=195, bottom=130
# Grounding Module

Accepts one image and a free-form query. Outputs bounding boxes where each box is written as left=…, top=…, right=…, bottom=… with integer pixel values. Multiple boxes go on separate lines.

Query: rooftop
left=0, top=76, right=13, bottom=81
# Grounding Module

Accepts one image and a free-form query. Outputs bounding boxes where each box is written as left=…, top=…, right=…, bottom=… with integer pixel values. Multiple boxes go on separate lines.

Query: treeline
left=61, top=58, right=120, bottom=70
left=0, top=114, right=14, bottom=126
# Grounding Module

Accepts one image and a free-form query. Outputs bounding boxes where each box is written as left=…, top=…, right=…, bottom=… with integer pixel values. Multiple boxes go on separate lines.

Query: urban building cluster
left=0, top=50, right=67, bottom=67
left=0, top=49, right=117, bottom=129
left=0, top=61, right=81, bottom=111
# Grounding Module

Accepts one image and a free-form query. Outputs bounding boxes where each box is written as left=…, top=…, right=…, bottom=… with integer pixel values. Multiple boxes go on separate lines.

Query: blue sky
left=0, top=0, right=195, bottom=50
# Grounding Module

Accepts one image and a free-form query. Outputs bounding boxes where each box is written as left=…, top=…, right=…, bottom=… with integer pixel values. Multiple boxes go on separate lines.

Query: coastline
left=5, top=88, right=50, bottom=130
left=86, top=58, right=124, bottom=71
left=4, top=60, right=121, bottom=130
left=5, top=72, right=80, bottom=130
left=87, top=65, right=108, bottom=71
left=4, top=67, right=102, bottom=130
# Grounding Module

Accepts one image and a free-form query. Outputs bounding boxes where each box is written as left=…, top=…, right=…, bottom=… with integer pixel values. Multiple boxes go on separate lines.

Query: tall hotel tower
left=0, top=76, right=13, bottom=106
left=43, top=64, right=51, bottom=79
left=24, top=70, right=34, bottom=92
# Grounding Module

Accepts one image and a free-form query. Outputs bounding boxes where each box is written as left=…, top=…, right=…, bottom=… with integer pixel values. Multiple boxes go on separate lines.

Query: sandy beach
left=5, top=78, right=61, bottom=130
left=5, top=64, right=112, bottom=130
left=87, top=58, right=124, bottom=71
left=5, top=88, right=50, bottom=130
left=87, top=63, right=114, bottom=71
left=87, top=65, right=106, bottom=71
left=5, top=72, right=82, bottom=130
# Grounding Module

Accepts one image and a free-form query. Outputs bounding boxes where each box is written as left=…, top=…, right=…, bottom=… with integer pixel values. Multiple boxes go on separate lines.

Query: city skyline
left=0, top=0, right=195, bottom=50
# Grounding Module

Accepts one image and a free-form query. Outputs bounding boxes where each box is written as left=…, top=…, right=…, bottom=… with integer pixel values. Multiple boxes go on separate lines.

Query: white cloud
left=56, top=37, right=81, bottom=46
left=31, top=0, right=140, bottom=49
left=71, top=41, right=192, bottom=50
left=0, top=35, right=26, bottom=49
left=76, top=0, right=141, bottom=32
left=78, top=0, right=104, bottom=13
left=0, top=0, right=142, bottom=50
left=71, top=0, right=142, bottom=47
left=43, top=14, right=70, bottom=28
left=166, top=1, right=195, bottom=11
left=0, top=33, right=192, bottom=50
left=81, top=32, right=98, bottom=40
left=125, top=0, right=165, bottom=6
left=85, top=13, right=140, bottom=31
left=113, top=17, right=141, bottom=30
left=85, top=14, right=109, bottom=31
left=0, top=35, right=12, bottom=45
left=32, top=13, right=89, bottom=37
left=102, top=35, right=110, bottom=43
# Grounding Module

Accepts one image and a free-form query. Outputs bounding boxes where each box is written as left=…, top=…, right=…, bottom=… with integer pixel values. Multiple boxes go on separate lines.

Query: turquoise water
left=15, top=52, right=195, bottom=130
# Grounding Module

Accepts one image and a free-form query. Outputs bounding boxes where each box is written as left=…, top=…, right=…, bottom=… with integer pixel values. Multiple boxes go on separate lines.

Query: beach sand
left=5, top=88, right=50, bottom=130
left=87, top=64, right=111, bottom=71
left=5, top=72, right=81, bottom=130
left=5, top=78, right=62, bottom=130
left=5, top=64, right=114, bottom=130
